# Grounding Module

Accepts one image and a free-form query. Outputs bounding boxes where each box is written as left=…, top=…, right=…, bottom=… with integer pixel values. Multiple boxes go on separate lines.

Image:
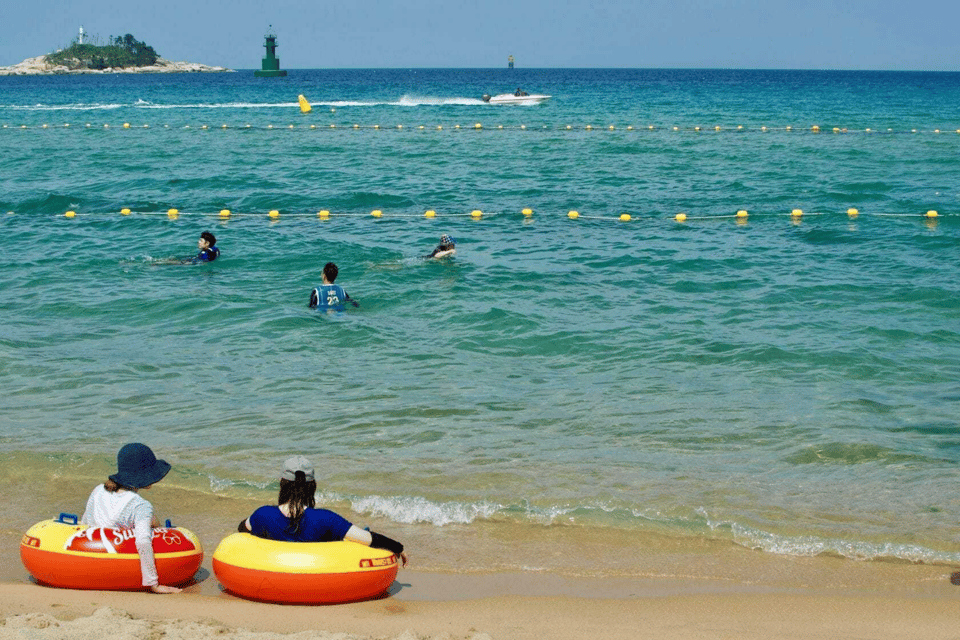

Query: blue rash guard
left=310, top=284, right=348, bottom=311
left=193, top=246, right=219, bottom=263
left=248, top=505, right=353, bottom=542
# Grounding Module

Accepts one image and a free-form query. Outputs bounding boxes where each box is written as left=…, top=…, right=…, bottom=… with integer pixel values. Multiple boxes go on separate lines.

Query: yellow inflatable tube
left=212, top=533, right=398, bottom=604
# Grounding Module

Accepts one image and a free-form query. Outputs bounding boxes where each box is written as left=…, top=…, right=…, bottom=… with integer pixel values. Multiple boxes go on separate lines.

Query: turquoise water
left=1, top=69, right=959, bottom=571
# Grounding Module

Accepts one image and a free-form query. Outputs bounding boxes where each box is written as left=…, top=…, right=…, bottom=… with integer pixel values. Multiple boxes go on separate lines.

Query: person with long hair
left=81, top=443, right=182, bottom=593
left=239, top=456, right=407, bottom=565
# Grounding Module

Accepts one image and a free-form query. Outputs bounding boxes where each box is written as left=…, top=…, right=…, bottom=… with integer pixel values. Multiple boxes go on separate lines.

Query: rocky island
left=0, top=33, right=231, bottom=75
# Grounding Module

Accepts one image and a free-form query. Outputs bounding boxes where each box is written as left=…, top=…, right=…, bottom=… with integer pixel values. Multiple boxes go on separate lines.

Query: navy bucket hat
left=109, top=443, right=171, bottom=489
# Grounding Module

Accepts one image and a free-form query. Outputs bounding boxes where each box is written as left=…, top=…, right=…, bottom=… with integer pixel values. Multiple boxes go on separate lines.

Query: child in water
left=426, top=234, right=456, bottom=259
left=193, top=231, right=219, bottom=263
left=309, top=262, right=358, bottom=312
left=81, top=443, right=182, bottom=593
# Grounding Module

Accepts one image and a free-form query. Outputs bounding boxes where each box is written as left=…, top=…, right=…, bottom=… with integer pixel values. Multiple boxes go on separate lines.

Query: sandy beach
left=2, top=478, right=959, bottom=639
left=2, top=572, right=960, bottom=640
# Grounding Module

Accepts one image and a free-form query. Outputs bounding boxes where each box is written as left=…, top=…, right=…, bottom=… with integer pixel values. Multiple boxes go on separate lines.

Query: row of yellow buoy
left=5, top=123, right=960, bottom=134
left=50, top=207, right=942, bottom=221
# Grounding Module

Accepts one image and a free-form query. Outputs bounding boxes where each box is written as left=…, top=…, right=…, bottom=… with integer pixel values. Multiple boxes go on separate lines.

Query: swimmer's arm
left=345, top=291, right=359, bottom=308
left=344, top=525, right=406, bottom=566
left=308, top=289, right=319, bottom=308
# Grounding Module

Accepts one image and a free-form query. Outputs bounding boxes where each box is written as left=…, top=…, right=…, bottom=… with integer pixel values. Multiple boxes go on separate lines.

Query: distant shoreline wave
left=3, top=95, right=489, bottom=111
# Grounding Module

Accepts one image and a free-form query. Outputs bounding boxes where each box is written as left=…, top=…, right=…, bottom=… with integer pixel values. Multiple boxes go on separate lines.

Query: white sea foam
left=350, top=495, right=502, bottom=526
left=9, top=103, right=124, bottom=111
left=698, top=508, right=960, bottom=564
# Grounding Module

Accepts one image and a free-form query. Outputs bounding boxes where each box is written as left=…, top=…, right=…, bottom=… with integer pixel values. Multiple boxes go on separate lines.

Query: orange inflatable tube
left=212, top=532, right=398, bottom=604
left=20, top=513, right=203, bottom=590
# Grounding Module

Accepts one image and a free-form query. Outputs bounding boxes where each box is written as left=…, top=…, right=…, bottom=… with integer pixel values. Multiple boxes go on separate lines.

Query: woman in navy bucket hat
left=81, top=443, right=182, bottom=593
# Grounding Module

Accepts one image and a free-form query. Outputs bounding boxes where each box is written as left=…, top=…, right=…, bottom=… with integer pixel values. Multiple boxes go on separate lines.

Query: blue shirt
left=193, top=246, right=219, bottom=263
left=248, top=505, right=353, bottom=542
left=310, top=284, right=348, bottom=311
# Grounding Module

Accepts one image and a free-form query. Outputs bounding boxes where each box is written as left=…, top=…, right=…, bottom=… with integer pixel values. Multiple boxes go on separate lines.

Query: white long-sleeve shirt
left=81, top=484, right=158, bottom=587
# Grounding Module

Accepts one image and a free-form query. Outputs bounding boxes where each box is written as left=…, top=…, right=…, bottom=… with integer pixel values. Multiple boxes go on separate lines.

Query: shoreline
left=0, top=55, right=232, bottom=76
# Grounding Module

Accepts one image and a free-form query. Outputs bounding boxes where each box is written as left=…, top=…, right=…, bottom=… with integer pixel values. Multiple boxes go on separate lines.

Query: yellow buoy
left=474, top=123, right=482, bottom=129
left=568, top=211, right=579, bottom=219
left=353, top=124, right=359, bottom=129
left=120, top=208, right=131, bottom=215
left=609, top=125, right=615, bottom=130
left=521, top=208, right=533, bottom=216
left=926, top=210, right=939, bottom=218
left=619, top=213, right=631, bottom=222
left=298, top=95, right=312, bottom=113
left=220, top=209, right=231, bottom=218
left=736, top=210, right=748, bottom=218
left=374, top=125, right=380, bottom=129
left=269, top=210, right=280, bottom=219
left=123, top=123, right=130, bottom=129
left=675, top=213, right=687, bottom=222
left=811, top=125, right=820, bottom=132
left=471, top=209, right=483, bottom=219
left=791, top=209, right=803, bottom=217
left=566, top=125, right=572, bottom=130
left=318, top=210, right=330, bottom=219
left=520, top=124, right=526, bottom=130
left=847, top=208, right=859, bottom=217
left=397, top=125, right=403, bottom=129
left=167, top=208, right=178, bottom=220
left=371, top=210, right=382, bottom=218
left=222, top=124, right=228, bottom=129
left=424, top=210, right=436, bottom=218
left=786, top=125, right=793, bottom=131
left=64, top=210, right=76, bottom=218
left=714, top=126, right=721, bottom=131
left=586, top=125, right=593, bottom=130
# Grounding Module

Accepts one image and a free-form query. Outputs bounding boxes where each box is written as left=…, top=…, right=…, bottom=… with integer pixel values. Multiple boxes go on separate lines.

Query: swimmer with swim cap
left=427, top=234, right=456, bottom=259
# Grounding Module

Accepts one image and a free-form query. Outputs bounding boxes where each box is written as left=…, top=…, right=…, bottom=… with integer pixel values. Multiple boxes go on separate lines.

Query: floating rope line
left=28, top=208, right=949, bottom=222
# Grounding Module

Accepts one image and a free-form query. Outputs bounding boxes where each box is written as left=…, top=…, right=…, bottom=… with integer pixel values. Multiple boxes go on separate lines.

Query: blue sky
left=3, top=0, right=959, bottom=70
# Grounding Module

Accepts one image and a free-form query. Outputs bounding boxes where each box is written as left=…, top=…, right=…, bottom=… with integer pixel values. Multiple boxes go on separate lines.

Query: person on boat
left=193, top=231, right=220, bottom=263
left=239, top=456, right=408, bottom=566
left=514, top=88, right=529, bottom=96
left=426, top=234, right=456, bottom=259
left=81, top=443, right=182, bottom=594
left=309, top=262, right=358, bottom=311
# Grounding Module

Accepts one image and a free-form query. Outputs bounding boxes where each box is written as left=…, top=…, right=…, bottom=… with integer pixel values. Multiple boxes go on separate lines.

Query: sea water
left=0, top=69, right=958, bottom=580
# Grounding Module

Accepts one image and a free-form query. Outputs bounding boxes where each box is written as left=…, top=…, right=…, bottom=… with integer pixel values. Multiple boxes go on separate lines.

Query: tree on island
left=46, top=33, right=159, bottom=69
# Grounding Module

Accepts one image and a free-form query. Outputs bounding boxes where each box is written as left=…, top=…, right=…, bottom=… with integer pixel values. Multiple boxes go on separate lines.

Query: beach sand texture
left=1, top=580, right=959, bottom=640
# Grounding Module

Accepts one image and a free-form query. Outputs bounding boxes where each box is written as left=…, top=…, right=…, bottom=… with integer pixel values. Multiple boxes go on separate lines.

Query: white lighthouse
left=78, top=26, right=85, bottom=44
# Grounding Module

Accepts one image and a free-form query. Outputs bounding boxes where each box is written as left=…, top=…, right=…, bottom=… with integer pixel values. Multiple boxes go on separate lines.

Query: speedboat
left=482, top=93, right=551, bottom=105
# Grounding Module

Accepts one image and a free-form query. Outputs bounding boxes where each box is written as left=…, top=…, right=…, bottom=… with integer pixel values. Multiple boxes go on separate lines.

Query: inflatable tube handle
left=57, top=513, right=78, bottom=524
left=165, top=519, right=172, bottom=528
